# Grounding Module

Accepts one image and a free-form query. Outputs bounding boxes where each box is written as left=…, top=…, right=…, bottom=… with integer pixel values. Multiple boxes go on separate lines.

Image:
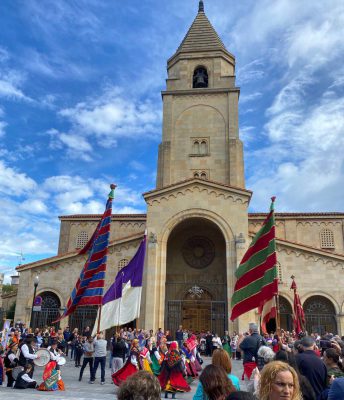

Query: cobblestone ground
left=0, top=355, right=246, bottom=400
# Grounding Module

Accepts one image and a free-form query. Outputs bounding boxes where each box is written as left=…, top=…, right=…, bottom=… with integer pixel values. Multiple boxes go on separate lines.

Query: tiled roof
left=249, top=212, right=344, bottom=218
left=176, top=10, right=227, bottom=54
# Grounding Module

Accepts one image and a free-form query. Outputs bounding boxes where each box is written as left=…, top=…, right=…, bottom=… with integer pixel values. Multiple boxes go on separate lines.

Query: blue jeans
left=92, top=356, right=106, bottom=383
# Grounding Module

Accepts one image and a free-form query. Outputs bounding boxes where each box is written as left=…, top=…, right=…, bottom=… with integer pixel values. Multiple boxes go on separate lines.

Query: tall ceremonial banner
left=92, top=234, right=146, bottom=334
left=291, top=276, right=305, bottom=334
left=55, top=184, right=116, bottom=322
left=230, top=197, right=278, bottom=321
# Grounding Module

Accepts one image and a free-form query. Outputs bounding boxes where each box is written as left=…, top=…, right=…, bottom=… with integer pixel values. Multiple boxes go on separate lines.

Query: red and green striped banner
left=230, top=197, right=278, bottom=321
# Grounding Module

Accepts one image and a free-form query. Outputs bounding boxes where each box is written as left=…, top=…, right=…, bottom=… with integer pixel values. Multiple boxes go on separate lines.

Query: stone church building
left=13, top=2, right=344, bottom=336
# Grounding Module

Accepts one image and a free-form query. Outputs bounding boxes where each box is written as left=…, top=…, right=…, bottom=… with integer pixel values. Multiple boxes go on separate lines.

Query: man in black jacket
left=112, top=335, right=127, bottom=374
left=296, top=336, right=327, bottom=399
left=239, top=323, right=265, bottom=380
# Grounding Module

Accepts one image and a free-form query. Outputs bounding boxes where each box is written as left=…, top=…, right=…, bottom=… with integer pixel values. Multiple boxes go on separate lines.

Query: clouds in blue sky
left=0, top=0, right=343, bottom=276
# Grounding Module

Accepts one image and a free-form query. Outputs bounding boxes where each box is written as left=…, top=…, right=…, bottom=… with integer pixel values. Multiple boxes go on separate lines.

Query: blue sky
left=0, top=0, right=344, bottom=279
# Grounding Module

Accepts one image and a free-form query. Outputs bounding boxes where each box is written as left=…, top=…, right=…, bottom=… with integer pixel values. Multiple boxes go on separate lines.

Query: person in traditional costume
left=112, top=338, right=141, bottom=386
left=14, top=364, right=38, bottom=389
left=158, top=336, right=168, bottom=364
left=222, top=330, right=232, bottom=358
left=158, top=341, right=191, bottom=398
left=47, top=339, right=63, bottom=370
left=37, top=360, right=65, bottom=391
left=4, top=342, right=19, bottom=387
left=140, top=345, right=153, bottom=373
left=180, top=341, right=198, bottom=381
left=18, top=335, right=39, bottom=377
left=148, top=338, right=161, bottom=376
left=186, top=335, right=202, bottom=372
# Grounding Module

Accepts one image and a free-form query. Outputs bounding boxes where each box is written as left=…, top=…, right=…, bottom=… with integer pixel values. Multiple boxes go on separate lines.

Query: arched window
left=320, top=229, right=335, bottom=249
left=194, top=172, right=199, bottom=178
left=304, top=296, right=337, bottom=334
left=200, top=172, right=207, bottom=179
left=31, top=291, right=61, bottom=330
left=76, top=231, right=88, bottom=249
left=193, top=141, right=200, bottom=154
left=200, top=140, right=208, bottom=155
left=193, top=66, right=208, bottom=88
left=118, top=258, right=129, bottom=272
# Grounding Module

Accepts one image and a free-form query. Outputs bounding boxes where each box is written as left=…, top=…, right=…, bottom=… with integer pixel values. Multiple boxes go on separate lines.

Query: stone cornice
left=162, top=87, right=240, bottom=97
left=59, top=214, right=146, bottom=221
left=16, top=232, right=145, bottom=272
left=143, top=178, right=252, bottom=205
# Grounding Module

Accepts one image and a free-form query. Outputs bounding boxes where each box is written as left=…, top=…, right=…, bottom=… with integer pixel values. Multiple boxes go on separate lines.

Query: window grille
left=76, top=231, right=88, bottom=249
left=277, top=262, right=283, bottom=283
left=118, top=258, right=129, bottom=272
left=320, top=229, right=335, bottom=249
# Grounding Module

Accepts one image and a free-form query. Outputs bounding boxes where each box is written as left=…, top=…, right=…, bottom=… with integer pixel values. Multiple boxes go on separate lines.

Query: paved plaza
left=0, top=355, right=246, bottom=400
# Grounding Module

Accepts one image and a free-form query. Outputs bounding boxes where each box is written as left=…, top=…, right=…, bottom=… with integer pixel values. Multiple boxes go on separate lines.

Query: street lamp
left=30, top=275, right=40, bottom=329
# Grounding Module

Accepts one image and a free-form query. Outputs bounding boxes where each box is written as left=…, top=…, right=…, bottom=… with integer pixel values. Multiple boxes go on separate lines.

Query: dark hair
left=325, top=348, right=344, bottom=371
left=275, top=350, right=299, bottom=372
left=226, top=392, right=255, bottom=400
left=200, top=364, right=236, bottom=400
left=117, top=371, right=161, bottom=400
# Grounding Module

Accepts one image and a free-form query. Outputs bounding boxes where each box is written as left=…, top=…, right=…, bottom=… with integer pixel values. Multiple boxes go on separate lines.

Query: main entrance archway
left=165, top=217, right=227, bottom=335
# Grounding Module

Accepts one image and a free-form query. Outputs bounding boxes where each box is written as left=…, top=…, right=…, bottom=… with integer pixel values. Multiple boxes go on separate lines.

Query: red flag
left=291, top=277, right=305, bottom=334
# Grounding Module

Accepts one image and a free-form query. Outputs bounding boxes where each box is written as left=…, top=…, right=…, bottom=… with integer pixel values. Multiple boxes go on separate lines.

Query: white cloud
left=0, top=160, right=37, bottom=195
left=21, top=199, right=48, bottom=214
left=248, top=87, right=344, bottom=212
left=240, top=92, right=262, bottom=104
left=48, top=129, right=93, bottom=161
left=58, top=86, right=162, bottom=146
left=0, top=70, right=32, bottom=101
left=0, top=166, right=146, bottom=267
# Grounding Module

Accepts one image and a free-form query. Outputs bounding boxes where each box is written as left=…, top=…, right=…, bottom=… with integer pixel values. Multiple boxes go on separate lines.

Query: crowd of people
left=1, top=321, right=344, bottom=399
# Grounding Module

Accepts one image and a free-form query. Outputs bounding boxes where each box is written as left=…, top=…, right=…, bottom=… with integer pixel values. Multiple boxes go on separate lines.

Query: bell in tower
left=193, top=66, right=208, bottom=88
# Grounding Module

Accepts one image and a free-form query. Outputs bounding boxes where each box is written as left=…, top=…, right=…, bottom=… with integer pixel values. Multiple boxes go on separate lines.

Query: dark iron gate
left=31, top=309, right=60, bottom=330
left=68, top=306, right=98, bottom=332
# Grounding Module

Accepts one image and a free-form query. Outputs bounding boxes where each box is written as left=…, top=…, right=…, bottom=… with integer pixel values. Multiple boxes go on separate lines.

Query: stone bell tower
left=142, top=1, right=251, bottom=333
left=156, top=0, right=245, bottom=189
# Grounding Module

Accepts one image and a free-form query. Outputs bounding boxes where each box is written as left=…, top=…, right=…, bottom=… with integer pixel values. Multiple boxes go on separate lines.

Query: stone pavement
left=0, top=355, right=246, bottom=400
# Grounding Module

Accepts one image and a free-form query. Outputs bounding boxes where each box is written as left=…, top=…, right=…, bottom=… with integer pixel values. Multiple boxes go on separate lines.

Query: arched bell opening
left=193, top=66, right=208, bottom=88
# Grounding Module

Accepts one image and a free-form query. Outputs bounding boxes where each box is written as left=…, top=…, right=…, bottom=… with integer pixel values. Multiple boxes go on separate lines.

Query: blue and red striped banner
left=54, top=186, right=115, bottom=322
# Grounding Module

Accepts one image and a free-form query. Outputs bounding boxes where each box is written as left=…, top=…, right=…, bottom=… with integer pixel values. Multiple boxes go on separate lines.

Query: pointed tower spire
left=198, top=1, right=204, bottom=12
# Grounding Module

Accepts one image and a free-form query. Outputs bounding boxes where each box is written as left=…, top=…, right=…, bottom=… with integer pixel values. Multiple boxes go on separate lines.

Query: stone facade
left=13, top=4, right=344, bottom=336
